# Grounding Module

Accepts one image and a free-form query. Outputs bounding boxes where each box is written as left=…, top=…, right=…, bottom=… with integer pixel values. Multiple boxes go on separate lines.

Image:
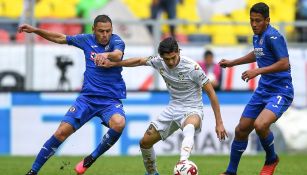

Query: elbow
left=281, top=62, right=290, bottom=71
left=112, top=57, right=122, bottom=62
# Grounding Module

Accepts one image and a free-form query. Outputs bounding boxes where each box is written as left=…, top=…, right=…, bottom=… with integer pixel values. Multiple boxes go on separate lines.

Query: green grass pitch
left=1, top=154, right=306, bottom=174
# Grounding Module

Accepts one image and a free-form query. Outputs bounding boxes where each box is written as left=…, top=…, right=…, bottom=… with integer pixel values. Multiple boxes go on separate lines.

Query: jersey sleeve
left=145, top=56, right=160, bottom=69
left=267, top=34, right=289, bottom=59
left=111, top=35, right=125, bottom=53
left=191, top=64, right=209, bottom=87
left=66, top=34, right=86, bottom=49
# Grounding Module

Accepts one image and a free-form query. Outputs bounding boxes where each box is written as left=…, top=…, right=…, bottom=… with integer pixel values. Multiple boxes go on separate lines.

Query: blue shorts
left=242, top=91, right=293, bottom=119
left=62, top=95, right=125, bottom=130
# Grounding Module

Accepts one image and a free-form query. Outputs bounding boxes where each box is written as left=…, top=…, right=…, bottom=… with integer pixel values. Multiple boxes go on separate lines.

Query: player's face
left=161, top=52, right=180, bottom=69
left=250, top=12, right=270, bottom=35
left=92, top=22, right=112, bottom=45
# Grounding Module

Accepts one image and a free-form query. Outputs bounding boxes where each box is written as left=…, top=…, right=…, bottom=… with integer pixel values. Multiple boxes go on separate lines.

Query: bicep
left=275, top=57, right=290, bottom=70
left=113, top=49, right=124, bottom=60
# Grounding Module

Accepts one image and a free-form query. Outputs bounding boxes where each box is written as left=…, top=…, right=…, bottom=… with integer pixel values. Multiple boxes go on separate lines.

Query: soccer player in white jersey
left=95, top=37, right=228, bottom=175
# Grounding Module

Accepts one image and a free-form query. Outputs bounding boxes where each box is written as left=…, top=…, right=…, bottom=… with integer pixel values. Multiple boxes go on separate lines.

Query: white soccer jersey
left=146, top=55, right=209, bottom=108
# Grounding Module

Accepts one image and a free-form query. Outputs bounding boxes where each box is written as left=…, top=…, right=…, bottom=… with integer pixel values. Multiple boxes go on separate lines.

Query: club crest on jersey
left=69, top=106, right=76, bottom=112
left=90, top=52, right=97, bottom=61
left=105, top=45, right=110, bottom=51
left=178, top=72, right=185, bottom=80
left=159, top=68, right=165, bottom=75
left=259, top=38, right=264, bottom=45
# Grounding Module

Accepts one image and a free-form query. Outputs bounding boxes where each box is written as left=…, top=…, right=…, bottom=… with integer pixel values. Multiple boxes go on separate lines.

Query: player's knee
left=235, top=125, right=248, bottom=139
left=54, top=129, right=70, bottom=141
left=254, top=122, right=268, bottom=135
left=139, top=138, right=153, bottom=149
left=110, top=115, right=126, bottom=132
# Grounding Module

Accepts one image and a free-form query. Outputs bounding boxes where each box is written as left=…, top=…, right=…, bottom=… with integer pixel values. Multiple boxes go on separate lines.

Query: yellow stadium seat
left=3, top=0, right=23, bottom=18
left=34, top=1, right=52, bottom=18
left=0, top=1, right=4, bottom=16
left=198, top=25, right=212, bottom=35
left=211, top=25, right=237, bottom=45
left=211, top=15, right=237, bottom=45
left=66, top=0, right=80, bottom=5
left=52, top=3, right=77, bottom=18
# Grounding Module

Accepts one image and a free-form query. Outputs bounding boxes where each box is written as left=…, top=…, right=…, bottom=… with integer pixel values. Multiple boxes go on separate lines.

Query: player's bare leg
left=75, top=114, right=125, bottom=175
left=179, top=114, right=201, bottom=161
left=26, top=122, right=75, bottom=175
left=220, top=117, right=255, bottom=175
left=255, top=109, right=279, bottom=175
left=140, top=124, right=161, bottom=175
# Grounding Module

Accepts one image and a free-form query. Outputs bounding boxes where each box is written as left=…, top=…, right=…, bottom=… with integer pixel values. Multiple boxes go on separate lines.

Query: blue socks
left=91, top=128, right=122, bottom=159
left=226, top=140, right=248, bottom=173
left=32, top=135, right=62, bottom=172
left=260, top=132, right=277, bottom=163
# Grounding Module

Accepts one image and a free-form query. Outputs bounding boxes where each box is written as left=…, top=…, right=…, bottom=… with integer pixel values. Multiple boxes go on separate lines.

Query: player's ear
left=265, top=17, right=270, bottom=24
left=92, top=25, right=95, bottom=33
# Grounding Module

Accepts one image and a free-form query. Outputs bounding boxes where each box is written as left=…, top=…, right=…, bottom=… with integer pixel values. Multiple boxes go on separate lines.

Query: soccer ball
left=173, top=160, right=198, bottom=175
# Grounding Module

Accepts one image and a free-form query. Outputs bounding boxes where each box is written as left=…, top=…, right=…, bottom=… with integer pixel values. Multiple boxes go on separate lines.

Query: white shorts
left=151, top=105, right=204, bottom=140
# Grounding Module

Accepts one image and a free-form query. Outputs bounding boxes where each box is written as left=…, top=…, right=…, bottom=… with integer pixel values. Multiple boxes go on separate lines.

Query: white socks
left=180, top=124, right=195, bottom=161
left=140, top=147, right=158, bottom=175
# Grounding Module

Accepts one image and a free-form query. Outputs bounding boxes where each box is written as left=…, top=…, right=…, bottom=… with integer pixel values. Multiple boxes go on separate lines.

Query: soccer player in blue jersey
left=219, top=2, right=293, bottom=175
left=18, top=15, right=127, bottom=175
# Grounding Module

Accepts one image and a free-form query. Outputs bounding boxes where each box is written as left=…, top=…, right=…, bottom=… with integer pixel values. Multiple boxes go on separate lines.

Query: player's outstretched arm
left=18, top=24, right=67, bottom=44
left=95, top=50, right=124, bottom=62
left=202, top=82, right=228, bottom=141
left=95, top=57, right=148, bottom=68
left=219, top=51, right=256, bottom=68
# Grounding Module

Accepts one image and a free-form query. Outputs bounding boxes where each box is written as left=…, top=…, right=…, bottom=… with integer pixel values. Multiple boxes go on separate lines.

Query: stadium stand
left=121, top=0, right=298, bottom=44
left=0, top=0, right=299, bottom=44
left=0, top=29, right=10, bottom=43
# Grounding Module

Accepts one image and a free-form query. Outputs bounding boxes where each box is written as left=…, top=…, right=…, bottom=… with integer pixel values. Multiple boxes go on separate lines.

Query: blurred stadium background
left=0, top=0, right=307, bottom=174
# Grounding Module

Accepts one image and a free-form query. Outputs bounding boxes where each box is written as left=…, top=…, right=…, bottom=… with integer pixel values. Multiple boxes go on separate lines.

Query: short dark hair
left=94, top=15, right=112, bottom=26
left=158, top=37, right=179, bottom=55
left=204, top=50, right=213, bottom=58
left=250, top=2, right=270, bottom=18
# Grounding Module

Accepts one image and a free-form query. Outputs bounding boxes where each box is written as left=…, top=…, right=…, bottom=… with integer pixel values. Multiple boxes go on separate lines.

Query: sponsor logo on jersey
left=272, top=105, right=278, bottom=108
left=254, top=48, right=265, bottom=57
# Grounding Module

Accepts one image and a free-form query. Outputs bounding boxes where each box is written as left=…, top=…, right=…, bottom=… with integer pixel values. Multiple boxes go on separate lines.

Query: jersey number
left=276, top=95, right=282, bottom=104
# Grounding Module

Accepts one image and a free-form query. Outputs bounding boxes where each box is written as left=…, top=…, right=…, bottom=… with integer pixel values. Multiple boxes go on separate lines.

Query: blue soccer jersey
left=66, top=34, right=126, bottom=99
left=253, top=25, right=293, bottom=98
left=242, top=25, right=294, bottom=119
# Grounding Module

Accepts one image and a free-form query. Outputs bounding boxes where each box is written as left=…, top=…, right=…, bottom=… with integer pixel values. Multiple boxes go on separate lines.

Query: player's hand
left=215, top=123, right=228, bottom=141
left=18, top=24, right=36, bottom=33
left=95, top=57, right=114, bottom=68
left=219, top=59, right=233, bottom=68
left=241, top=69, right=259, bottom=82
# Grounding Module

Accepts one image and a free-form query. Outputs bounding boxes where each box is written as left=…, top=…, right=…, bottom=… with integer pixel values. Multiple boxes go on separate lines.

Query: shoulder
left=181, top=56, right=200, bottom=69
left=265, top=26, right=285, bottom=41
left=180, top=56, right=203, bottom=74
left=111, top=34, right=124, bottom=42
left=149, top=55, right=163, bottom=63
